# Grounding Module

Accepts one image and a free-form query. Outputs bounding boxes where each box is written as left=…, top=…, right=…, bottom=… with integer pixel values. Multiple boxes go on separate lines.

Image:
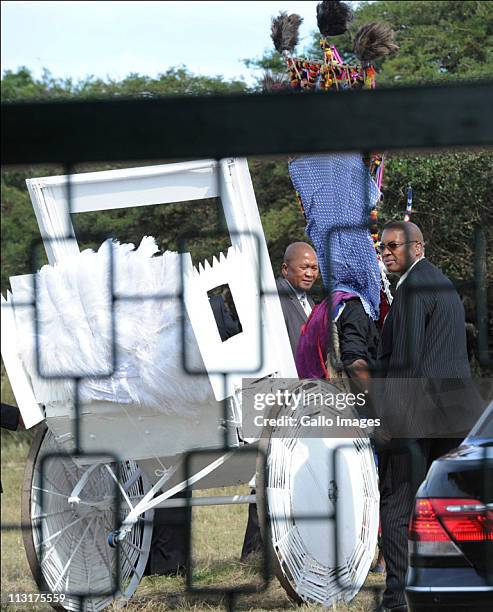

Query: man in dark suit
left=209, top=294, right=242, bottom=341
left=375, top=221, right=483, bottom=612
left=275, top=242, right=319, bottom=356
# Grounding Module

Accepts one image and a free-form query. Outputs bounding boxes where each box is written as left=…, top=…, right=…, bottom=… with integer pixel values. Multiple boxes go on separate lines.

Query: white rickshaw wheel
left=21, top=423, right=153, bottom=611
left=256, top=406, right=379, bottom=608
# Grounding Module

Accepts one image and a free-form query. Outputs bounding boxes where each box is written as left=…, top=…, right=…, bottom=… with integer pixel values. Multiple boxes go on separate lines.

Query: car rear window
left=467, top=401, right=493, bottom=439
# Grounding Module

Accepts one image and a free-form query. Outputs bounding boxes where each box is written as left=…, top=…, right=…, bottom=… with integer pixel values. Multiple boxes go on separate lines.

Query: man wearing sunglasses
left=377, top=219, right=471, bottom=386
left=378, top=222, right=424, bottom=278
left=374, top=220, right=482, bottom=612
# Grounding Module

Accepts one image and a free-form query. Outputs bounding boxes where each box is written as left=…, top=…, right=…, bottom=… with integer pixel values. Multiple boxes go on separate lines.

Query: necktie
left=299, top=294, right=311, bottom=316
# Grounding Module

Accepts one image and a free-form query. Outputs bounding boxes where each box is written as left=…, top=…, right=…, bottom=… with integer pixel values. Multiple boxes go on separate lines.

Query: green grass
left=1, top=426, right=384, bottom=611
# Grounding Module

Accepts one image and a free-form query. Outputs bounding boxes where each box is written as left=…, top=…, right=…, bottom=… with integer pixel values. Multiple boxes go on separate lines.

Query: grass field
left=1, top=425, right=385, bottom=612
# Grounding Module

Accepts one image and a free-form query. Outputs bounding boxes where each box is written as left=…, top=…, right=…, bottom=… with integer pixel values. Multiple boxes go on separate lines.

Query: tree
left=1, top=66, right=248, bottom=102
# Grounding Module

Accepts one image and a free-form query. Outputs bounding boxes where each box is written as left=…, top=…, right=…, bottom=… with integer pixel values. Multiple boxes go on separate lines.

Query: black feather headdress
left=354, top=22, right=399, bottom=64
left=271, top=12, right=303, bottom=54
left=316, top=0, right=353, bottom=37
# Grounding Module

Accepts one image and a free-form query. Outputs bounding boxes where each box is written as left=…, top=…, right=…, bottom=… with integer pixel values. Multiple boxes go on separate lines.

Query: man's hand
left=346, top=358, right=370, bottom=389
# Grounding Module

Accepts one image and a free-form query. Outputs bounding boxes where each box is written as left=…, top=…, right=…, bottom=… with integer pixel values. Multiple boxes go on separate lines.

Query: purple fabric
left=295, top=291, right=357, bottom=378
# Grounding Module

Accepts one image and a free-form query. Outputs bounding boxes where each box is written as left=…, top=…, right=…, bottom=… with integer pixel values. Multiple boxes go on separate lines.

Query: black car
left=406, top=402, right=493, bottom=612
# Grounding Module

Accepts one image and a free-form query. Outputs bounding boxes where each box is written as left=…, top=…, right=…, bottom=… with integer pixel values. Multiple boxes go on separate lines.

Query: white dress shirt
left=396, top=256, right=424, bottom=290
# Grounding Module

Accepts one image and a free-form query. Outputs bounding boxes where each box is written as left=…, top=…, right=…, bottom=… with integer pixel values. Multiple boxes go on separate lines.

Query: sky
left=0, top=0, right=338, bottom=85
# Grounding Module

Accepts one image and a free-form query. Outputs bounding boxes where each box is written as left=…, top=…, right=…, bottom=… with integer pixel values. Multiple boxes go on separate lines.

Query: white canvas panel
left=184, top=246, right=271, bottom=400
left=1, top=294, right=45, bottom=428
left=43, top=399, right=233, bottom=462
left=28, top=160, right=219, bottom=214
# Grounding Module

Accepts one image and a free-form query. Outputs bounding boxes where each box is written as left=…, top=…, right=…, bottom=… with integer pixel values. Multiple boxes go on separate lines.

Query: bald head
left=283, top=242, right=316, bottom=264
left=281, top=242, right=319, bottom=291
left=383, top=221, right=424, bottom=243
left=380, top=221, right=425, bottom=275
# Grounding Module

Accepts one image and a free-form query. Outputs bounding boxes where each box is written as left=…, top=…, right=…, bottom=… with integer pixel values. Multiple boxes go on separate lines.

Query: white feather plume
left=10, top=238, right=215, bottom=417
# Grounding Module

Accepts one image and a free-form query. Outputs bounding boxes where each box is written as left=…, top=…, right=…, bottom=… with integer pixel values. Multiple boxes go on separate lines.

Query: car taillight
left=430, top=498, right=493, bottom=543
left=409, top=498, right=493, bottom=558
left=409, top=499, right=450, bottom=542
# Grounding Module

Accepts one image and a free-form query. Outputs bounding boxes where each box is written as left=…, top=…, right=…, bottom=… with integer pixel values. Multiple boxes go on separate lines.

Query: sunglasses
left=378, top=240, right=420, bottom=254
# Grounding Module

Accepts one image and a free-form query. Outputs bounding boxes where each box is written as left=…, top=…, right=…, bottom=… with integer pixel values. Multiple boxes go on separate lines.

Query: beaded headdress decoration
left=269, top=1, right=398, bottom=92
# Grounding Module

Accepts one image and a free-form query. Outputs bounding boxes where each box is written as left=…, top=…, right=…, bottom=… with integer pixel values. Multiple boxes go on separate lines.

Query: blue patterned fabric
left=289, top=153, right=381, bottom=320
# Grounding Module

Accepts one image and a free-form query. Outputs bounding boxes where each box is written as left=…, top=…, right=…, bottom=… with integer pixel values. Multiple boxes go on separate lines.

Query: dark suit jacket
left=276, top=277, right=315, bottom=357
left=1, top=403, right=21, bottom=494
left=376, top=258, right=483, bottom=437
left=209, top=295, right=242, bottom=341
left=378, top=258, right=471, bottom=378
left=1, top=403, right=20, bottom=431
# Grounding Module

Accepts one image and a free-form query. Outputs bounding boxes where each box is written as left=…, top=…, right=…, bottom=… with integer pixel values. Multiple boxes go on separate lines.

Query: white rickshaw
left=2, top=158, right=379, bottom=610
